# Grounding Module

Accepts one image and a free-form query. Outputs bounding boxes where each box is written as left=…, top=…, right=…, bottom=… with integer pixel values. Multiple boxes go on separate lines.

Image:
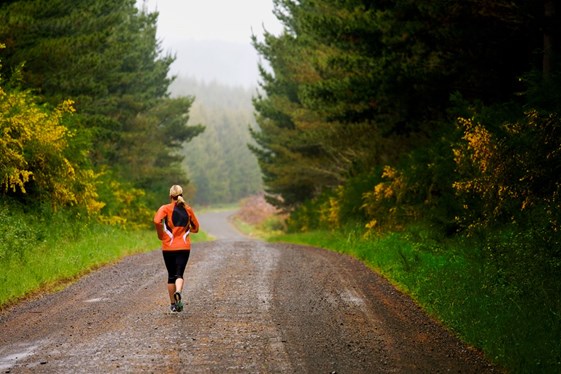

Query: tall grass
left=0, top=203, right=209, bottom=308
left=271, top=224, right=561, bottom=373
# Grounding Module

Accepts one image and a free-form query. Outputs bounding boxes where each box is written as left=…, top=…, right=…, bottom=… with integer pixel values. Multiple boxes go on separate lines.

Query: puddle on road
left=340, top=288, right=366, bottom=307
left=84, top=297, right=106, bottom=303
left=0, top=341, right=43, bottom=370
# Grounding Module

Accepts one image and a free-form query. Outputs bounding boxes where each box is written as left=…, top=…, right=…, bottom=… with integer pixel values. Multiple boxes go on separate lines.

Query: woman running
left=153, top=185, right=199, bottom=312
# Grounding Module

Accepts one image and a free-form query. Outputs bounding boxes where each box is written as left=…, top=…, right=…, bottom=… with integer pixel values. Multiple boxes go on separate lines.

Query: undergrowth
left=0, top=202, right=208, bottom=309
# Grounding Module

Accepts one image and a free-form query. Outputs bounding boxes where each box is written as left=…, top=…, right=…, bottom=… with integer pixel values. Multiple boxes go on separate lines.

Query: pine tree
left=251, top=0, right=548, bottom=210
left=0, top=0, right=204, bottom=208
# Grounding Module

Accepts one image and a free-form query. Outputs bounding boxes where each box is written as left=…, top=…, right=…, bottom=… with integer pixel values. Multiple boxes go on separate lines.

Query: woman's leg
left=175, top=277, right=184, bottom=294
left=167, top=283, right=176, bottom=303
left=173, top=251, right=190, bottom=297
left=162, top=251, right=178, bottom=304
left=162, top=250, right=190, bottom=307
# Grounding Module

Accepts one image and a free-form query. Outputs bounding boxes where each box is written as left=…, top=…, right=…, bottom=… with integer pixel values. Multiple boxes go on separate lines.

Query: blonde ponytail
left=169, top=185, right=185, bottom=206
left=176, top=195, right=186, bottom=207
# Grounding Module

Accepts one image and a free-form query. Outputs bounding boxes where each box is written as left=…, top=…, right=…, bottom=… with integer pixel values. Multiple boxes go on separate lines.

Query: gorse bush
left=95, top=174, right=153, bottom=228
left=329, top=172, right=381, bottom=228
left=0, top=73, right=154, bottom=227
left=363, top=166, right=412, bottom=231
left=454, top=110, right=561, bottom=233
left=0, top=44, right=184, bottom=228
left=291, top=107, right=561, bottom=243
left=0, top=76, right=103, bottom=214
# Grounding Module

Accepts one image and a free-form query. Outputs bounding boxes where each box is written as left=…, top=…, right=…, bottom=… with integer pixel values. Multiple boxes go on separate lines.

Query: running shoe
left=174, top=292, right=184, bottom=312
left=169, top=303, right=178, bottom=313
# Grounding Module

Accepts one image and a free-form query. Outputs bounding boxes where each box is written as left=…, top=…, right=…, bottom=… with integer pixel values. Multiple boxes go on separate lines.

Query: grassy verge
left=270, top=225, right=560, bottom=373
left=0, top=204, right=211, bottom=309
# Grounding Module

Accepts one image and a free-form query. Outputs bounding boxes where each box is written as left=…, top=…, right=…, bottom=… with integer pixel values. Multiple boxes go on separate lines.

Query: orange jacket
left=153, top=202, right=199, bottom=251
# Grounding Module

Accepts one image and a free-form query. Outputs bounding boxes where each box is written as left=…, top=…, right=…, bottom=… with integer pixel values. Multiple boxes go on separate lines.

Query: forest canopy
left=251, top=0, right=561, bottom=238
left=0, top=0, right=204, bottom=224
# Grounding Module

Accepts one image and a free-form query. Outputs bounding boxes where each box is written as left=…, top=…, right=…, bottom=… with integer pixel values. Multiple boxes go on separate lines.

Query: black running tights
left=162, top=250, right=190, bottom=284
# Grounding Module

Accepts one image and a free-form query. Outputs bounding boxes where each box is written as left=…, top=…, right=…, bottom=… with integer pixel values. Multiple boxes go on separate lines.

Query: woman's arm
left=153, top=206, right=166, bottom=239
left=187, top=206, right=200, bottom=233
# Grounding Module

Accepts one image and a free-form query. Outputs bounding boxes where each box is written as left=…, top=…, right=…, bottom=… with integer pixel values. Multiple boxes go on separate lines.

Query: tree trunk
left=543, top=0, right=555, bottom=76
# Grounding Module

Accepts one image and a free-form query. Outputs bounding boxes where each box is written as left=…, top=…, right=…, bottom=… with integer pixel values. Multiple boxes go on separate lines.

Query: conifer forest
left=1, top=1, right=560, bottom=371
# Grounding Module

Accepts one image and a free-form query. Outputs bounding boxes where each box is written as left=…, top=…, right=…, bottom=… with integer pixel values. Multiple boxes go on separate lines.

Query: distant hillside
left=170, top=76, right=263, bottom=205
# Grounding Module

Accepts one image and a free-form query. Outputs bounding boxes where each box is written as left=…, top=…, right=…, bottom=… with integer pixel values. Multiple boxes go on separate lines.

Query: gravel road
left=0, top=210, right=496, bottom=373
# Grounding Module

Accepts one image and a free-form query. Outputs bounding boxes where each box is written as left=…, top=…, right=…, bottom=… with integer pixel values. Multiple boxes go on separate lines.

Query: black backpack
left=171, top=204, right=190, bottom=228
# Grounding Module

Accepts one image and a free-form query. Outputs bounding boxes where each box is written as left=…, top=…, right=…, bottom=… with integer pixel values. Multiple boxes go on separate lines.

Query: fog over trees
left=169, top=76, right=263, bottom=205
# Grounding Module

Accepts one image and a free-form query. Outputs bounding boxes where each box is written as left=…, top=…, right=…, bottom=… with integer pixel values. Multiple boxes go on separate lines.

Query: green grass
left=0, top=226, right=155, bottom=307
left=0, top=204, right=211, bottom=309
left=271, top=225, right=561, bottom=373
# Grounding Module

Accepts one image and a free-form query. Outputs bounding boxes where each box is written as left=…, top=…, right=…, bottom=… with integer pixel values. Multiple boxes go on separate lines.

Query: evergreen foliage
left=252, top=0, right=550, bottom=211
left=252, top=0, right=561, bottom=233
left=0, top=0, right=204, bottom=222
left=253, top=1, right=561, bottom=370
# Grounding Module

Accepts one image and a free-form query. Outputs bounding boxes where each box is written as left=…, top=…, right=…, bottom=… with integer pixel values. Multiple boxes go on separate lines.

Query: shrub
left=453, top=110, right=561, bottom=233
left=0, top=68, right=103, bottom=215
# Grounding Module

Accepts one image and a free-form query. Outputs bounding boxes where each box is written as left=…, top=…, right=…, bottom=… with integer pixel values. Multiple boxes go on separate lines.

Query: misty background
left=143, top=0, right=282, bottom=87
left=139, top=0, right=282, bottom=204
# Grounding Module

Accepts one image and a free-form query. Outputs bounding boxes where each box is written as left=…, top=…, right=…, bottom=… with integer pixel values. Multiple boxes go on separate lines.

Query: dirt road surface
left=0, top=210, right=496, bottom=373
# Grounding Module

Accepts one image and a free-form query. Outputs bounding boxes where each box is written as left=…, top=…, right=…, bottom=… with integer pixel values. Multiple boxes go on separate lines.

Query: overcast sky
left=140, top=0, right=283, bottom=87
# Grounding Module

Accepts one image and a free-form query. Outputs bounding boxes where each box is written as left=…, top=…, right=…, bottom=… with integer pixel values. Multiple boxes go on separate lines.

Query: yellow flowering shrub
left=0, top=81, right=103, bottom=214
left=452, top=117, right=516, bottom=221
left=362, top=165, right=415, bottom=232
left=453, top=112, right=561, bottom=231
left=96, top=176, right=153, bottom=229
left=452, top=116, right=523, bottom=230
left=319, top=185, right=344, bottom=229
